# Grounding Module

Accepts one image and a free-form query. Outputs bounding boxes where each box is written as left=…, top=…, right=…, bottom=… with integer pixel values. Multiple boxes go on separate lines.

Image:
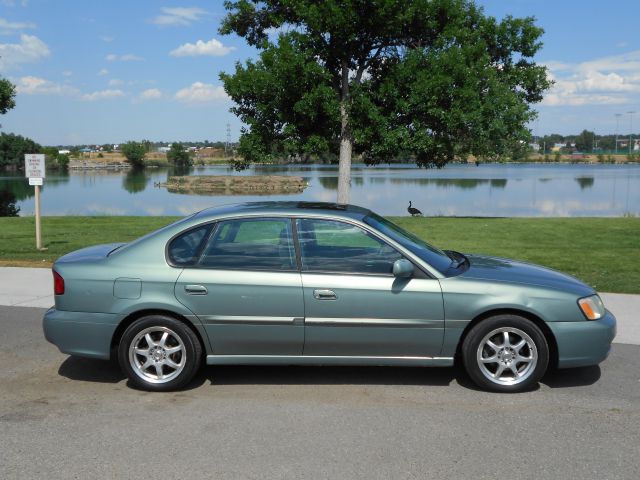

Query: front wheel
left=462, top=315, right=549, bottom=393
left=118, top=315, right=202, bottom=391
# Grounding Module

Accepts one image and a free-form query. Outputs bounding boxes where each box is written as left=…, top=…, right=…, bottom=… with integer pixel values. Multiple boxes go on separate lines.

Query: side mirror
left=392, top=259, right=414, bottom=278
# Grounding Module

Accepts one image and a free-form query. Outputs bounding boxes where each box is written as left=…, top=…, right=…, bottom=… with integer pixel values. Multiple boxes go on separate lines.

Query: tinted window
left=296, top=218, right=402, bottom=274
left=364, top=214, right=453, bottom=273
left=199, top=218, right=296, bottom=270
left=167, top=224, right=210, bottom=266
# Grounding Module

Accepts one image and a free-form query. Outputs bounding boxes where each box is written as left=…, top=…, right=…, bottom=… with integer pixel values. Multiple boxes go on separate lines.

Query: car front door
left=296, top=218, right=444, bottom=358
left=173, top=217, right=304, bottom=356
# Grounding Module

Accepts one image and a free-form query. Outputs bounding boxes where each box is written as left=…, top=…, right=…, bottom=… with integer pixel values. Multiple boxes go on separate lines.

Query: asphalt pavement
left=1, top=305, right=639, bottom=479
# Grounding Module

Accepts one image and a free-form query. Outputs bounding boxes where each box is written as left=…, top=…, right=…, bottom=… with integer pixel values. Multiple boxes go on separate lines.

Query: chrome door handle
left=185, top=284, right=208, bottom=295
left=313, top=289, right=337, bottom=300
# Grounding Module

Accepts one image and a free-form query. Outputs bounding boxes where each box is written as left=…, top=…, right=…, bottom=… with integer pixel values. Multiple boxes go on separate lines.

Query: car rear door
left=173, top=217, right=305, bottom=356
left=296, top=218, right=445, bottom=357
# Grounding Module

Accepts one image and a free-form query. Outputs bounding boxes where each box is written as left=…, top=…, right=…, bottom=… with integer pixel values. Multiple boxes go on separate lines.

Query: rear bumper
left=549, top=310, right=617, bottom=368
left=43, top=307, right=120, bottom=360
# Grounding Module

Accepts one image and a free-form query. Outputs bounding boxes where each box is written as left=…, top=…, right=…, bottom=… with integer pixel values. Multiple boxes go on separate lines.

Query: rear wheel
left=118, top=315, right=202, bottom=391
left=462, top=315, right=549, bottom=393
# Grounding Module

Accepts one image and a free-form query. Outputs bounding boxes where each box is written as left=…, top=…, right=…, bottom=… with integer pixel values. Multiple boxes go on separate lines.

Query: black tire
left=462, top=315, right=549, bottom=393
left=118, top=315, right=202, bottom=391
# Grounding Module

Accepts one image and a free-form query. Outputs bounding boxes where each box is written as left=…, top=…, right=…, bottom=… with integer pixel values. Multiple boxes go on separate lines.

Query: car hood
left=460, top=254, right=594, bottom=296
left=55, top=243, right=126, bottom=264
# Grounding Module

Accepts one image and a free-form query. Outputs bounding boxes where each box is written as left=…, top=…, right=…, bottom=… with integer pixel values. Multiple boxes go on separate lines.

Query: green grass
left=0, top=216, right=638, bottom=294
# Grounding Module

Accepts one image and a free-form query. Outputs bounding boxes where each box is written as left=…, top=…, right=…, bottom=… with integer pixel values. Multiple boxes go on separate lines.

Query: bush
left=120, top=141, right=147, bottom=168
left=167, top=142, right=193, bottom=167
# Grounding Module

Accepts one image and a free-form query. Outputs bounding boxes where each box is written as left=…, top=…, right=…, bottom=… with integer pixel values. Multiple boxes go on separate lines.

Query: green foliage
left=120, top=141, right=147, bottom=168
left=574, top=129, right=596, bottom=152
left=56, top=153, right=70, bottom=169
left=167, top=143, right=193, bottom=167
left=0, top=77, right=16, bottom=117
left=0, top=189, right=20, bottom=217
left=101, top=144, right=113, bottom=153
left=0, top=133, right=42, bottom=170
left=97, top=152, right=104, bottom=158
left=220, top=0, right=551, bottom=170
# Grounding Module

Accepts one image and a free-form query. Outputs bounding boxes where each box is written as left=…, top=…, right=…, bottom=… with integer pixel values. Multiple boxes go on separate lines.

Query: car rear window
left=167, top=224, right=211, bottom=267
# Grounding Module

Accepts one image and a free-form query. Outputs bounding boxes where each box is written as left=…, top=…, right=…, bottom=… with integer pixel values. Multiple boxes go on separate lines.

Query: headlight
left=578, top=294, right=606, bottom=320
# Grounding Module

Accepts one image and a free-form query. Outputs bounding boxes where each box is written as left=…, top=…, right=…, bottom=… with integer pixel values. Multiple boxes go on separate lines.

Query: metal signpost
left=24, top=154, right=45, bottom=250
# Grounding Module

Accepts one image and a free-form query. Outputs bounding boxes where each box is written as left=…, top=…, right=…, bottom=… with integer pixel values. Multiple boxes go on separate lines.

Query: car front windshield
left=364, top=213, right=453, bottom=274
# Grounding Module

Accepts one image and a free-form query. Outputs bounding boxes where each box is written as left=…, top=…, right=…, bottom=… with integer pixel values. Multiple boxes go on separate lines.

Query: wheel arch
left=110, top=309, right=207, bottom=361
left=455, top=308, right=559, bottom=368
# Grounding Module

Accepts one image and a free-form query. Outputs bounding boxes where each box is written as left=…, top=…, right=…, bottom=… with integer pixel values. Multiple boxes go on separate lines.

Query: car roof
left=192, top=201, right=372, bottom=221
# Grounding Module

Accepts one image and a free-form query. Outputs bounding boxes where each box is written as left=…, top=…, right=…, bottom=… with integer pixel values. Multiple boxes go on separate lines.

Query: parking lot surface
left=1, top=306, right=639, bottom=479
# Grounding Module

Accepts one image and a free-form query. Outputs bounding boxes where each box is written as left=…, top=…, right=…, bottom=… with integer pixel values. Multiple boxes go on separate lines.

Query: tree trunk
left=337, top=62, right=352, bottom=204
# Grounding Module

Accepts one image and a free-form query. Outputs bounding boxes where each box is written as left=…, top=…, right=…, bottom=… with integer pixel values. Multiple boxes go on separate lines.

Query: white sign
left=25, top=153, right=45, bottom=179
left=29, top=177, right=43, bottom=186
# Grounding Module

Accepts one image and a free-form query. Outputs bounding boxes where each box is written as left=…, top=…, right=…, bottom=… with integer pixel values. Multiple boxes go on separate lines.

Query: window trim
left=165, top=214, right=435, bottom=279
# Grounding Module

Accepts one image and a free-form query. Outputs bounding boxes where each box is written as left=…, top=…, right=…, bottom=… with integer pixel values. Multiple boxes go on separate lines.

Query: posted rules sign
left=25, top=154, right=46, bottom=179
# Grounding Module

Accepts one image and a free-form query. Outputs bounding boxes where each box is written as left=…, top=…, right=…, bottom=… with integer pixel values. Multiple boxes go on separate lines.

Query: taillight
left=53, top=270, right=65, bottom=295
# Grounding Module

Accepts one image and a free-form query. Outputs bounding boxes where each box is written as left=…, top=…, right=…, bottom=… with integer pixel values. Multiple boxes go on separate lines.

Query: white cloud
left=15, top=76, right=78, bottom=96
left=106, top=53, right=143, bottom=62
left=138, top=88, right=162, bottom=100
left=175, top=82, right=228, bottom=103
left=98, top=68, right=109, bottom=76
left=81, top=89, right=125, bottom=101
left=108, top=78, right=123, bottom=86
left=0, top=34, right=50, bottom=71
left=100, top=35, right=114, bottom=43
left=542, top=50, right=640, bottom=106
left=62, top=70, right=72, bottom=77
left=170, top=38, right=235, bottom=57
left=0, top=17, right=35, bottom=34
left=1, top=0, right=29, bottom=7
left=150, top=7, right=208, bottom=27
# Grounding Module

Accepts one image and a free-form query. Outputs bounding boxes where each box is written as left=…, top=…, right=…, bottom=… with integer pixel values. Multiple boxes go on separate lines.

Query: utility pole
left=225, top=123, right=231, bottom=156
left=628, top=111, right=636, bottom=154
left=615, top=113, right=622, bottom=154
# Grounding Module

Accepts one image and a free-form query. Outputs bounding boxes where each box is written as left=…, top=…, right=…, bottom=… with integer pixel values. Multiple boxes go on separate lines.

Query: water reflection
left=2, top=163, right=639, bottom=217
left=575, top=176, right=594, bottom=190
left=122, top=169, right=148, bottom=194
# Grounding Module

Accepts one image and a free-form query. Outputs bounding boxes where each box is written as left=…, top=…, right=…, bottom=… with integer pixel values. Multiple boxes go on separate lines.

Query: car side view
left=43, top=202, right=616, bottom=392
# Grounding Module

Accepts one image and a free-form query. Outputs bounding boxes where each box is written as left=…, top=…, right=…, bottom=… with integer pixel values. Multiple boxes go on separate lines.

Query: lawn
left=0, top=216, right=638, bottom=293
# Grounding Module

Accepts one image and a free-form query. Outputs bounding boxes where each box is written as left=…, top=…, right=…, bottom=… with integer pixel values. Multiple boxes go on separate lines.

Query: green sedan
left=43, top=202, right=616, bottom=392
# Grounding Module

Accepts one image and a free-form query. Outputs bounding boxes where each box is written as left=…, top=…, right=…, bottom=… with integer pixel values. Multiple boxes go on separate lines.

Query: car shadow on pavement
left=58, top=356, right=125, bottom=383
left=541, top=365, right=601, bottom=388
left=197, top=364, right=474, bottom=389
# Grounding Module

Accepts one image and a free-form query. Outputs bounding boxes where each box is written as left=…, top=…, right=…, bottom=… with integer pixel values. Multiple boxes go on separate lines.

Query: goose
left=408, top=201, right=422, bottom=216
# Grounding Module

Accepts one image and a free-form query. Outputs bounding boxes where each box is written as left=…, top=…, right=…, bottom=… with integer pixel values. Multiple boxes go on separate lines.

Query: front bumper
left=549, top=310, right=617, bottom=368
left=43, top=307, right=120, bottom=360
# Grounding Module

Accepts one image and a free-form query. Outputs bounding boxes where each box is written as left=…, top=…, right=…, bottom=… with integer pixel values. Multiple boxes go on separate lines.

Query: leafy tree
left=101, top=144, right=113, bottom=153
left=0, top=133, right=42, bottom=170
left=0, top=189, right=20, bottom=217
left=167, top=142, right=193, bottom=167
left=220, top=0, right=551, bottom=202
left=56, top=153, right=70, bottom=169
left=574, top=129, right=595, bottom=152
left=0, top=78, right=16, bottom=124
left=120, top=141, right=147, bottom=168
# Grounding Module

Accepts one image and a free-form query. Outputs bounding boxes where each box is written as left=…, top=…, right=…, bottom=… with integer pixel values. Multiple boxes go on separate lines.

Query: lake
left=1, top=163, right=639, bottom=217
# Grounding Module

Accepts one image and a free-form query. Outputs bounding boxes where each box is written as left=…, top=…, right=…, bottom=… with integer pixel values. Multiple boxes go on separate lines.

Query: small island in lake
left=159, top=175, right=308, bottom=195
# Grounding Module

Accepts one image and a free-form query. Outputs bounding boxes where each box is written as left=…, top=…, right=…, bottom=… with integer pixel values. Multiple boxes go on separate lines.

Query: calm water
left=1, top=163, right=639, bottom=217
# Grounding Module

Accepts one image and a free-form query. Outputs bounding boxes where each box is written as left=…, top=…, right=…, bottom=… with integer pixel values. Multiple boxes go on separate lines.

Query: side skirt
left=206, top=355, right=454, bottom=367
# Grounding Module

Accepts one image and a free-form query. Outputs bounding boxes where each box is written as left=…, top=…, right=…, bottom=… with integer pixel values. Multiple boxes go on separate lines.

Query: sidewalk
left=0, top=267, right=637, bottom=345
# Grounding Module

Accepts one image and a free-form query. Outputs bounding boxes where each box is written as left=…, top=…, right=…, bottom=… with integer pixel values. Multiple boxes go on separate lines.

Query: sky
left=0, top=0, right=639, bottom=145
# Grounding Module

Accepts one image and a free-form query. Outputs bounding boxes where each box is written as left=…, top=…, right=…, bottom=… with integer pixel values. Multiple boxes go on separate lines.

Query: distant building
left=58, top=149, right=70, bottom=155
left=529, top=143, right=540, bottom=152
left=158, top=146, right=170, bottom=153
